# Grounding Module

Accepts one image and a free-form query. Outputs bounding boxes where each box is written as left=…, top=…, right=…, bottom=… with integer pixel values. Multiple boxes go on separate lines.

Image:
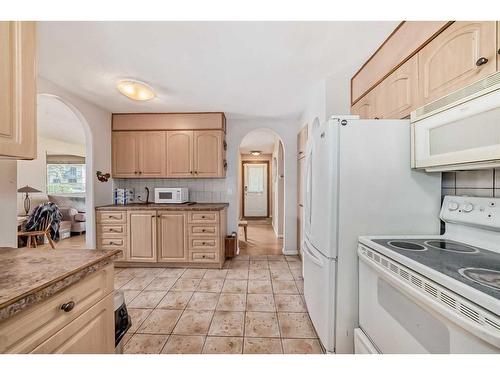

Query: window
left=47, top=164, right=86, bottom=194
left=247, top=164, right=265, bottom=193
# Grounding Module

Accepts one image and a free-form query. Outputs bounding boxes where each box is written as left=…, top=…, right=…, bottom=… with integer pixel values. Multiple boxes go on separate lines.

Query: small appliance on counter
left=114, top=188, right=135, bottom=205
left=154, top=187, right=189, bottom=204
left=357, top=195, right=500, bottom=354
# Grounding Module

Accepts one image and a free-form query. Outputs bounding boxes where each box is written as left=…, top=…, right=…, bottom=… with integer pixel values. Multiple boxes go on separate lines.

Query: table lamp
left=17, top=185, right=41, bottom=215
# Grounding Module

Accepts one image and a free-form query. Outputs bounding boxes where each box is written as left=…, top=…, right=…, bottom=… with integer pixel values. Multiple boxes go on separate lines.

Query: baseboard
left=282, top=248, right=299, bottom=256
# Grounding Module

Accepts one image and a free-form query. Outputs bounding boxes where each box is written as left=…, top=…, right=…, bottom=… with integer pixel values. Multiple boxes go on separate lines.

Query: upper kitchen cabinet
left=0, top=21, right=37, bottom=159
left=351, top=88, right=380, bottom=119
left=166, top=131, right=194, bottom=178
left=193, top=130, right=225, bottom=178
left=418, top=21, right=497, bottom=105
left=112, top=113, right=227, bottom=178
left=112, top=131, right=167, bottom=178
left=351, top=21, right=449, bottom=104
left=377, top=55, right=419, bottom=119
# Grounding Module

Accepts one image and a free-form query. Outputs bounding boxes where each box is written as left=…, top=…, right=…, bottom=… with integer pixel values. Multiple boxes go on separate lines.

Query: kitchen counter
left=0, top=248, right=120, bottom=321
left=95, top=202, right=229, bottom=211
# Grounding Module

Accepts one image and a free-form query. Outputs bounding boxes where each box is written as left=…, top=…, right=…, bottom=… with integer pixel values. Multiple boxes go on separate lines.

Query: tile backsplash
left=113, top=178, right=230, bottom=203
left=442, top=169, right=500, bottom=198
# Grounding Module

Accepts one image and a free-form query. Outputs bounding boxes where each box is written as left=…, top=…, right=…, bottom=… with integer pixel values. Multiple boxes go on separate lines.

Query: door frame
left=241, top=160, right=270, bottom=218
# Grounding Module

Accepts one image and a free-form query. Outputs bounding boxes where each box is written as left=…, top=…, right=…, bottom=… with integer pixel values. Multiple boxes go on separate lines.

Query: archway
left=237, top=128, right=285, bottom=255
left=35, top=93, right=95, bottom=248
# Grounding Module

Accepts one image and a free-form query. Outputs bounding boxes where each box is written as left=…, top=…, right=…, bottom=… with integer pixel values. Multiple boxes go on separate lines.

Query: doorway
left=242, top=161, right=269, bottom=218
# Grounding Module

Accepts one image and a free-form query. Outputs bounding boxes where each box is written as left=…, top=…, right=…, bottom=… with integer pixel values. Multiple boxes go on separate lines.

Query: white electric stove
left=357, top=195, right=500, bottom=354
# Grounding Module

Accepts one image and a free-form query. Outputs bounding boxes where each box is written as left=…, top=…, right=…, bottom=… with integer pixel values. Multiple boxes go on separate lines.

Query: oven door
left=358, top=245, right=500, bottom=354
left=412, top=87, right=500, bottom=171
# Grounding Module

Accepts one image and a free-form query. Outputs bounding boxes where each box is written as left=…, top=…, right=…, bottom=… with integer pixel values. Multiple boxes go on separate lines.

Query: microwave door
left=413, top=88, right=500, bottom=170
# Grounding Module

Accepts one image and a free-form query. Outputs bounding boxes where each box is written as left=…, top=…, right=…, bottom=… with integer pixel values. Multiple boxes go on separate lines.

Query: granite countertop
left=0, top=248, right=120, bottom=321
left=95, top=202, right=229, bottom=211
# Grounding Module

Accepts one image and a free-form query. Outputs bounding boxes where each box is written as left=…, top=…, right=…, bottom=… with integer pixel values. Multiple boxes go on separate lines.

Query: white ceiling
left=37, top=94, right=86, bottom=145
left=239, top=129, right=278, bottom=154
left=38, top=21, right=398, bottom=120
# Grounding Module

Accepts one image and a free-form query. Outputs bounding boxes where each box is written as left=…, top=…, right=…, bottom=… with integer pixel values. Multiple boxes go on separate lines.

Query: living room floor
left=19, top=233, right=86, bottom=250
left=116, top=255, right=323, bottom=354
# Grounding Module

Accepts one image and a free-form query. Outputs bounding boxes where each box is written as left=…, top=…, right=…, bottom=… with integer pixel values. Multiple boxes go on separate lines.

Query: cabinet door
left=418, top=21, right=496, bottom=104
left=128, top=210, right=157, bottom=262
left=350, top=89, right=379, bottom=119
left=112, top=131, right=139, bottom=177
left=139, top=131, right=167, bottom=177
left=167, top=131, right=193, bottom=177
left=0, top=22, right=36, bottom=159
left=377, top=55, right=419, bottom=119
left=193, top=130, right=223, bottom=177
left=158, top=212, right=188, bottom=262
left=31, top=294, right=114, bottom=354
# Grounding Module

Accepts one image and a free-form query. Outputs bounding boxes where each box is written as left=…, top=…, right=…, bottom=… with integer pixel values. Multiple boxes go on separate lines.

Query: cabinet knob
left=134, top=171, right=138, bottom=174
left=202, top=242, right=206, bottom=245
left=61, top=301, right=75, bottom=312
left=476, top=57, right=489, bottom=66
left=202, top=229, right=206, bottom=232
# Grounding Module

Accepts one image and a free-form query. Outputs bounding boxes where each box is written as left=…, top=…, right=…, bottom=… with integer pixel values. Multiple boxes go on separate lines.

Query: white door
left=304, top=119, right=337, bottom=258
left=243, top=163, right=268, bottom=217
left=303, top=238, right=336, bottom=353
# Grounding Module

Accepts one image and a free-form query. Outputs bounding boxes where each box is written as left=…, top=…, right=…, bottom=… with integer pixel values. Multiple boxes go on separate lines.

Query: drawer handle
left=109, top=215, right=120, bottom=219
left=109, top=241, right=119, bottom=245
left=61, top=301, right=75, bottom=312
left=201, top=229, right=206, bottom=232
left=202, top=242, right=207, bottom=245
left=109, top=228, right=118, bottom=232
left=476, top=57, right=488, bottom=66
left=201, top=216, right=206, bottom=219
left=202, top=255, right=206, bottom=258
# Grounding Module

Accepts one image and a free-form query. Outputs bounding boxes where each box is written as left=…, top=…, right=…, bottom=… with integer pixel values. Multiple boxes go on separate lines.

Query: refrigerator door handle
left=303, top=242, right=324, bottom=267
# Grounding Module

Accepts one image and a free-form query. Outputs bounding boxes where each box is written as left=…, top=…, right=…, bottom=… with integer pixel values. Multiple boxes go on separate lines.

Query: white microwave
left=154, top=188, right=189, bottom=204
left=411, top=72, right=500, bottom=172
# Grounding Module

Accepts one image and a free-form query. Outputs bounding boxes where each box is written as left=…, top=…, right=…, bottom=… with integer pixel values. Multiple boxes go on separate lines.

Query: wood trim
left=111, top=112, right=226, bottom=132
left=241, top=160, right=271, bottom=219
left=351, top=21, right=454, bottom=106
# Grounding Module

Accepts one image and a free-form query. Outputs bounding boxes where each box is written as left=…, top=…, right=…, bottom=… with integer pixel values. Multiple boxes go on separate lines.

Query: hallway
left=238, top=220, right=284, bottom=256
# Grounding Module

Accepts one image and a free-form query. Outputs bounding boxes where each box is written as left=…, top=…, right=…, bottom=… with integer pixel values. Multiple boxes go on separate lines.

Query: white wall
left=271, top=140, right=284, bottom=237
left=17, top=137, right=85, bottom=214
left=38, top=77, right=113, bottom=248
left=299, top=80, right=327, bottom=133
left=325, top=65, right=354, bottom=117
left=0, top=161, right=18, bottom=247
left=226, top=118, right=299, bottom=254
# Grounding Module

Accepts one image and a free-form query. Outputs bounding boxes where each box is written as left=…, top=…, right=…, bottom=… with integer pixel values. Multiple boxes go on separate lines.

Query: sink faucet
left=145, top=186, right=150, bottom=204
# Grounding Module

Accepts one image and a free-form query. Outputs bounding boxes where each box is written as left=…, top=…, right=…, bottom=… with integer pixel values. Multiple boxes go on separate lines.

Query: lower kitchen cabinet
left=128, top=210, right=157, bottom=262
left=30, top=294, right=114, bottom=354
left=0, top=264, right=114, bottom=354
left=96, top=207, right=227, bottom=268
left=157, top=212, right=188, bottom=262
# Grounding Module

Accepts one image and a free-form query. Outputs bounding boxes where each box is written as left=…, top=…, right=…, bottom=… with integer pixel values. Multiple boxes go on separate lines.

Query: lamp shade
left=17, top=185, right=41, bottom=193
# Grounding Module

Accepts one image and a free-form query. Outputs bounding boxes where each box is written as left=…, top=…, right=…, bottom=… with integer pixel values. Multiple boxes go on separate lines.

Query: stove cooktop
left=372, top=238, right=500, bottom=300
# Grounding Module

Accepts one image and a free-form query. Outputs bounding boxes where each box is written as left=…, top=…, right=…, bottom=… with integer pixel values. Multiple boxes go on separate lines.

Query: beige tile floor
left=117, top=255, right=324, bottom=354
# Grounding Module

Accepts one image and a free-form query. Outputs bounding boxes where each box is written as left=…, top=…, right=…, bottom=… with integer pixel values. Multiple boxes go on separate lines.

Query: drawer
left=98, top=224, right=126, bottom=237
left=31, top=294, right=114, bottom=354
left=188, top=224, right=218, bottom=237
left=189, top=238, right=218, bottom=250
left=97, top=211, right=126, bottom=224
left=190, top=251, right=218, bottom=262
left=188, top=212, right=219, bottom=224
left=99, top=238, right=124, bottom=249
left=0, top=264, right=114, bottom=353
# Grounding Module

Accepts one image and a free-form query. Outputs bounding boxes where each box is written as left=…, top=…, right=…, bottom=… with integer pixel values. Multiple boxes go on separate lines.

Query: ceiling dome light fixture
left=116, top=79, right=156, bottom=101
left=250, top=151, right=261, bottom=156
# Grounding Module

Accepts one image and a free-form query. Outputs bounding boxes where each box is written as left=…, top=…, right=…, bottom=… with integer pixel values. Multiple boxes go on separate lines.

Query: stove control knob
left=448, top=201, right=459, bottom=211
left=463, top=203, right=474, bottom=213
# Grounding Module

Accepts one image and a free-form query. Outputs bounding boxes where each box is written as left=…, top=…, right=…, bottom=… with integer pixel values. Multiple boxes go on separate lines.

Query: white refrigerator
left=302, top=116, right=442, bottom=353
